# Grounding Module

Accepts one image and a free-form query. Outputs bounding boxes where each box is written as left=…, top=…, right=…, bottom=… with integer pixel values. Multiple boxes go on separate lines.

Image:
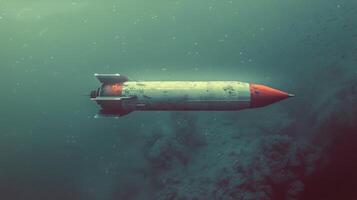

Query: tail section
left=91, top=74, right=132, bottom=117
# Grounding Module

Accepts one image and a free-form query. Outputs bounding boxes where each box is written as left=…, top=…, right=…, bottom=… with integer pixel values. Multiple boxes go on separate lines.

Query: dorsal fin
left=94, top=73, right=129, bottom=83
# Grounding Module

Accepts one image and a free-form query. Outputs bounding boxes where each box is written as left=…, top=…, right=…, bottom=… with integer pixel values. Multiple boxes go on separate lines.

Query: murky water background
left=1, top=0, right=357, bottom=199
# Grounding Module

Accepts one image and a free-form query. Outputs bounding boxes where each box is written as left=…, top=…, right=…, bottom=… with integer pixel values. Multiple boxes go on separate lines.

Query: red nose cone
left=250, top=84, right=293, bottom=108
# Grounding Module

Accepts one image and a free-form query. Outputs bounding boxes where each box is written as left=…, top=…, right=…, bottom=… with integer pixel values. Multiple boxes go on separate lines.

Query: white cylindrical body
left=116, top=81, right=251, bottom=111
left=91, top=74, right=292, bottom=116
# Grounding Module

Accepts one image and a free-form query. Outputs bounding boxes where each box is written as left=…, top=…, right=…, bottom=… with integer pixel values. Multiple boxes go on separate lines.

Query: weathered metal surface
left=119, top=81, right=251, bottom=111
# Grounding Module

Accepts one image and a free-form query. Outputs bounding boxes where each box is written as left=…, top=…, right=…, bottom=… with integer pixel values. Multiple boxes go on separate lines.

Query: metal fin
left=94, top=73, right=129, bottom=83
left=96, top=109, right=133, bottom=117
left=90, top=96, right=136, bottom=101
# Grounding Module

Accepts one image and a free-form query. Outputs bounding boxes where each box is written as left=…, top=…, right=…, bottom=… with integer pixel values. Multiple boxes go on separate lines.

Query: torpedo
left=89, top=74, right=294, bottom=117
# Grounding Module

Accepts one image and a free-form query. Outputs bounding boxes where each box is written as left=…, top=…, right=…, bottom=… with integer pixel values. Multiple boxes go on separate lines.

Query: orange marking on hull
left=103, top=84, right=123, bottom=96
left=111, top=84, right=122, bottom=93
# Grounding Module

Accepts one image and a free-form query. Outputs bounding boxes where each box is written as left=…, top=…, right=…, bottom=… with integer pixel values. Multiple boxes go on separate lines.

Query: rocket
left=89, top=74, right=294, bottom=117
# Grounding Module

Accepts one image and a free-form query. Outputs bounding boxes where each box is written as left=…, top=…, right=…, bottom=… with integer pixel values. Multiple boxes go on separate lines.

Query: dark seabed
left=1, top=0, right=357, bottom=199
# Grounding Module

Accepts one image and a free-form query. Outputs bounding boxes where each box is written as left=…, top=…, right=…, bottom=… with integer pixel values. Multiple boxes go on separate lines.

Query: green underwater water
left=1, top=0, right=357, bottom=199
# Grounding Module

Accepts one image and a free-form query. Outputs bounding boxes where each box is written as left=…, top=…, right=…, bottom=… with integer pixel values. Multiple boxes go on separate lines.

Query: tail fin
left=94, top=73, right=129, bottom=83
left=94, top=109, right=132, bottom=118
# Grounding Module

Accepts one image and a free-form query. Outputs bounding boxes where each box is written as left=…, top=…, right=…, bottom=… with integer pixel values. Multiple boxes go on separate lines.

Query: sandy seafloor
left=1, top=0, right=357, bottom=199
